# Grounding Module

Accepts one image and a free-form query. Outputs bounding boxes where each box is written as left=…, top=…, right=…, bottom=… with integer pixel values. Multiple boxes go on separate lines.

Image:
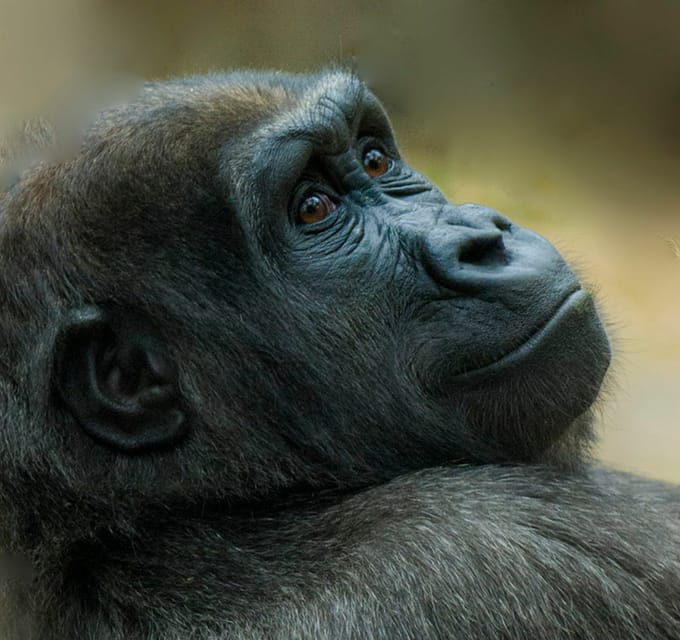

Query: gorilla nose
left=421, top=205, right=512, bottom=292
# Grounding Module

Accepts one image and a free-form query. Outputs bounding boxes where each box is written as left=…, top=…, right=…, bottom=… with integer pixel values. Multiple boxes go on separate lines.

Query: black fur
left=0, top=70, right=677, bottom=639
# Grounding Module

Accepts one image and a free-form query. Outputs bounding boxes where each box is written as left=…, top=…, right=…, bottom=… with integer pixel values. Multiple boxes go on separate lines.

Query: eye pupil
left=362, top=148, right=390, bottom=178
left=302, top=196, right=321, bottom=213
left=297, top=193, right=336, bottom=225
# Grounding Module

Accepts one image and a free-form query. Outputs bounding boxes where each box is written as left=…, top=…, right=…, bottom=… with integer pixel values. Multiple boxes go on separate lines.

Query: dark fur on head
left=0, top=71, right=677, bottom=640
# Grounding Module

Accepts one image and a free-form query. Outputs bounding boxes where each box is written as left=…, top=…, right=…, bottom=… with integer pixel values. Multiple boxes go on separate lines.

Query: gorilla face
left=207, top=71, right=610, bottom=465
left=0, top=71, right=610, bottom=521
left=266, top=87, right=609, bottom=462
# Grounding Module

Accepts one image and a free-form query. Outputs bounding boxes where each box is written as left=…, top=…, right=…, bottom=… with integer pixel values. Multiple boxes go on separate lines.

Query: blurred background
left=1, top=0, right=678, bottom=481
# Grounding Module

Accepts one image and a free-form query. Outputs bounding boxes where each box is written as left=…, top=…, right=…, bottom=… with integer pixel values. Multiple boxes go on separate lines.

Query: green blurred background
left=1, top=0, right=678, bottom=481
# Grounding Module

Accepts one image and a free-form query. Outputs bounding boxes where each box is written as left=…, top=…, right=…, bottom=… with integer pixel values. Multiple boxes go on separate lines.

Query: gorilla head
left=0, top=71, right=610, bottom=546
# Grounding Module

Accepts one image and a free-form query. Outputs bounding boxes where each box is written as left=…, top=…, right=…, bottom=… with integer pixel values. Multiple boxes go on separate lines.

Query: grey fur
left=0, top=71, right=678, bottom=639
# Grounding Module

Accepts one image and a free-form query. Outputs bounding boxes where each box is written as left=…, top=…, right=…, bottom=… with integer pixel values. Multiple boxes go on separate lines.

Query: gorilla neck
left=8, top=494, right=349, bottom=637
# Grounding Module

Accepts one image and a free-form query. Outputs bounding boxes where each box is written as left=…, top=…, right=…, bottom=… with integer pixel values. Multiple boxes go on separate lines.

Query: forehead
left=1, top=71, right=378, bottom=236
left=89, top=71, right=369, bottom=143
left=0, top=71, right=383, bottom=314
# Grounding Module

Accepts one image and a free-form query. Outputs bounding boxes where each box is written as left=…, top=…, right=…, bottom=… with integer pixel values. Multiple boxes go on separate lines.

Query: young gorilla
left=0, top=70, right=678, bottom=639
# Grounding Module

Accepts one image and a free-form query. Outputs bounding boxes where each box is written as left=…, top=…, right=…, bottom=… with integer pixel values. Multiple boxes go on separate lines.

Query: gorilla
left=0, top=70, right=678, bottom=640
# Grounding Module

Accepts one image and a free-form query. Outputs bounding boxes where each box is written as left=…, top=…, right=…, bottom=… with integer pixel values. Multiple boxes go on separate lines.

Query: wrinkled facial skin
left=0, top=71, right=611, bottom=522
left=233, top=72, right=610, bottom=464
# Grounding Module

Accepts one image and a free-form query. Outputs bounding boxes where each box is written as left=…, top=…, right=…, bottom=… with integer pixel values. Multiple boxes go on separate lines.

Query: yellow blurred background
left=1, top=0, right=678, bottom=482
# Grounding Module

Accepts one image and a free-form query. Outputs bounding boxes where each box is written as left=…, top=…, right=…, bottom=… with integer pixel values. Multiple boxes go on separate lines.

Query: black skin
left=0, top=70, right=678, bottom=639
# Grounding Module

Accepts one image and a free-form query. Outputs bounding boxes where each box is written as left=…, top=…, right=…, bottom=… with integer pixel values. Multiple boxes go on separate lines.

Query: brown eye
left=362, top=148, right=391, bottom=178
left=297, top=192, right=337, bottom=225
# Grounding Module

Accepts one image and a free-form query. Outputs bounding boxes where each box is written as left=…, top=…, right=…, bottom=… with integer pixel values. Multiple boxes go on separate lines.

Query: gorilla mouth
left=454, top=287, right=588, bottom=381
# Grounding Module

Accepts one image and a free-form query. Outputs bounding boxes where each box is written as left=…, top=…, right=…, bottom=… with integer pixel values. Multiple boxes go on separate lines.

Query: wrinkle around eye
left=382, top=182, right=432, bottom=198
left=294, top=210, right=365, bottom=257
left=376, top=165, right=433, bottom=197
left=379, top=173, right=432, bottom=197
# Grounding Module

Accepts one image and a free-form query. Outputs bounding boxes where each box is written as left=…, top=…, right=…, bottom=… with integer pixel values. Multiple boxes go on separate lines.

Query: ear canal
left=55, top=305, right=187, bottom=452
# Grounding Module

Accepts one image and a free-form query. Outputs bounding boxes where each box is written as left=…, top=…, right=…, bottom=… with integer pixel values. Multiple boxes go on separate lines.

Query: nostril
left=458, top=232, right=505, bottom=266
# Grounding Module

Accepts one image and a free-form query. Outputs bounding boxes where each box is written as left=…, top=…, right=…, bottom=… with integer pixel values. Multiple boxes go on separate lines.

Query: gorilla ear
left=55, top=306, right=187, bottom=452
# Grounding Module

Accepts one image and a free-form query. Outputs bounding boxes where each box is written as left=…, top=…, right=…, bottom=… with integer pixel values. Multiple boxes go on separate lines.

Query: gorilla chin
left=434, top=289, right=611, bottom=462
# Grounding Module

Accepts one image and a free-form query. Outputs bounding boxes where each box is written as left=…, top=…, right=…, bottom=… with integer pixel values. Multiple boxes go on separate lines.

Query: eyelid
left=357, top=136, right=386, bottom=154
left=357, top=134, right=399, bottom=161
